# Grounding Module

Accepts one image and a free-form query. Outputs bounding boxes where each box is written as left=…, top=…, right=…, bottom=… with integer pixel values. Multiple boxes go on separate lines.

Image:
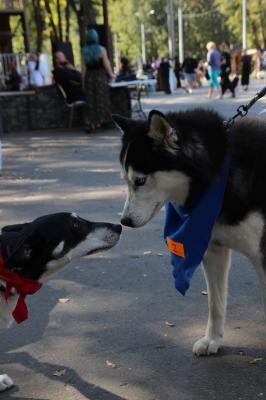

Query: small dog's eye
left=72, top=220, right=80, bottom=230
left=135, top=177, right=146, bottom=187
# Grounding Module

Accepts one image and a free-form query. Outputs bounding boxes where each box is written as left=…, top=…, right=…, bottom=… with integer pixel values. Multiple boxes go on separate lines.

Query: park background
left=4, top=0, right=266, bottom=70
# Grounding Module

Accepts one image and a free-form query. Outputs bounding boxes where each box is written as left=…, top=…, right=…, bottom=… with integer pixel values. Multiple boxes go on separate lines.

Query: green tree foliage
left=215, top=0, right=266, bottom=49
left=109, top=0, right=266, bottom=65
left=109, top=0, right=231, bottom=64
left=9, top=0, right=266, bottom=67
left=109, top=0, right=168, bottom=64
left=181, top=0, right=231, bottom=58
left=14, top=0, right=97, bottom=65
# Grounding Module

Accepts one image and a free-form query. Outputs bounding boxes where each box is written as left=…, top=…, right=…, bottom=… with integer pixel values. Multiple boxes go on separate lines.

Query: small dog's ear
left=148, top=110, right=179, bottom=150
left=2, top=223, right=29, bottom=233
left=4, top=227, right=40, bottom=268
left=21, top=243, right=33, bottom=259
left=5, top=240, right=33, bottom=269
left=112, top=114, right=132, bottom=134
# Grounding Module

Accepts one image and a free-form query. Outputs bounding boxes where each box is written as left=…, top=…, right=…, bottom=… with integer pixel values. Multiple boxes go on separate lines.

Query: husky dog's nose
left=121, top=217, right=134, bottom=227
left=113, top=224, right=122, bottom=234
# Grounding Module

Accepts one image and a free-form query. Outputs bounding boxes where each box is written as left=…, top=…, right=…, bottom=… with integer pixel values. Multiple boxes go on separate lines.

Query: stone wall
left=0, top=84, right=131, bottom=133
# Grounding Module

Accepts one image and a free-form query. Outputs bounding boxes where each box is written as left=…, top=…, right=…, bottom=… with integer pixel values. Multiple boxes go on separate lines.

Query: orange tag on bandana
left=166, top=237, right=185, bottom=258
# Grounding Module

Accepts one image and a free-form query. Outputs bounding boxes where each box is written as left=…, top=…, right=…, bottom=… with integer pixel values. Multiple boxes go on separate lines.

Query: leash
left=225, top=85, right=266, bottom=129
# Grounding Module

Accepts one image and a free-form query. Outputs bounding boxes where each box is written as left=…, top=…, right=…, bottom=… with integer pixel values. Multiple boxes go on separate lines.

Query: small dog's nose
left=121, top=217, right=134, bottom=227
left=113, top=224, right=122, bottom=234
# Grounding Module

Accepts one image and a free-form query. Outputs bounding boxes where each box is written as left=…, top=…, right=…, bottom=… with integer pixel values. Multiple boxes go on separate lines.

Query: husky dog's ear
left=148, top=110, right=179, bottom=150
left=112, top=114, right=133, bottom=134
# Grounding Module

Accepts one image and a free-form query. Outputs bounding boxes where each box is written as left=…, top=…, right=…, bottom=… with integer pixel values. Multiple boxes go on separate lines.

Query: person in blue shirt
left=206, top=41, right=222, bottom=99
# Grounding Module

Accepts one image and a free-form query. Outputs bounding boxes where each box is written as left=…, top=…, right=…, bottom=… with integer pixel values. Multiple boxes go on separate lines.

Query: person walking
left=158, top=57, right=171, bottom=94
left=81, top=29, right=115, bottom=133
left=174, top=56, right=182, bottom=88
left=240, top=50, right=252, bottom=91
left=219, top=43, right=235, bottom=98
left=182, top=51, right=197, bottom=93
left=206, top=41, right=221, bottom=99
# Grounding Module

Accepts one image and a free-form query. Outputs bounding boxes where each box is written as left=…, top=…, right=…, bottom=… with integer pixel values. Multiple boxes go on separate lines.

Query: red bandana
left=0, top=254, right=42, bottom=323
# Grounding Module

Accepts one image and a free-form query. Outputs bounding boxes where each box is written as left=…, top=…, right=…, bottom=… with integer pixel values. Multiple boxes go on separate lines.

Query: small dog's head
left=0, top=212, right=122, bottom=281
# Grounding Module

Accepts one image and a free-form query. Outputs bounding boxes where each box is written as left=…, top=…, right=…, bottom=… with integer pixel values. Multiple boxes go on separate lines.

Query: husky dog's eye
left=134, top=177, right=146, bottom=187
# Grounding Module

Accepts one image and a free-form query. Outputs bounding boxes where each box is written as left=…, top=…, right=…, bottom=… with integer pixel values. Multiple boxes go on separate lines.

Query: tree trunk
left=57, top=0, right=63, bottom=42
left=65, top=0, right=70, bottom=42
left=32, top=0, right=43, bottom=52
left=258, top=0, right=266, bottom=49
left=70, top=0, right=96, bottom=49
left=44, top=0, right=59, bottom=44
left=251, top=20, right=261, bottom=50
left=80, top=0, right=96, bottom=47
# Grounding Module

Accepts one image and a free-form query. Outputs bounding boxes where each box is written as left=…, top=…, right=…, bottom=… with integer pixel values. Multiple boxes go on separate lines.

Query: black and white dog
left=113, top=108, right=266, bottom=356
left=0, top=212, right=121, bottom=391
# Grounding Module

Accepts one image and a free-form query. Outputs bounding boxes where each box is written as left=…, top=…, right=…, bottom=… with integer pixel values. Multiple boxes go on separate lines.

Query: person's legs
left=185, top=73, right=193, bottom=93
left=220, top=75, right=226, bottom=96
left=207, top=70, right=215, bottom=98
left=222, top=73, right=235, bottom=97
left=212, top=70, right=221, bottom=98
left=175, top=71, right=181, bottom=88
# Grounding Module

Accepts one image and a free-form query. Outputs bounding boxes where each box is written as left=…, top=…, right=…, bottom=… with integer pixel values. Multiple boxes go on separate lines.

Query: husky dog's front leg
left=193, top=243, right=231, bottom=356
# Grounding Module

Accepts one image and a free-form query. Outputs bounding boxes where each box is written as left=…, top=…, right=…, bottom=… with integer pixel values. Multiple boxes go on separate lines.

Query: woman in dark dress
left=159, top=57, right=171, bottom=94
left=81, top=29, right=115, bottom=133
left=240, top=50, right=252, bottom=91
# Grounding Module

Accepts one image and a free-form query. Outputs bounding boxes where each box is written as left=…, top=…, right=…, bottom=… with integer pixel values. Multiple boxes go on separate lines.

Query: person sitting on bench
left=53, top=51, right=86, bottom=104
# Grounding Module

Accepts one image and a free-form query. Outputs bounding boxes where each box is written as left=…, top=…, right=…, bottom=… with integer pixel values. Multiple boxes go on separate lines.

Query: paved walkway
left=0, top=79, right=266, bottom=399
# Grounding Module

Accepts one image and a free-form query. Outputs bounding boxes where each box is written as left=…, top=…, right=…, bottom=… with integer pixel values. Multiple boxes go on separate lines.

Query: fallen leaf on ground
left=53, top=369, right=66, bottom=376
left=106, top=360, right=116, bottom=368
left=143, top=251, right=152, bottom=256
left=59, top=298, right=70, bottom=304
left=165, top=321, right=175, bottom=327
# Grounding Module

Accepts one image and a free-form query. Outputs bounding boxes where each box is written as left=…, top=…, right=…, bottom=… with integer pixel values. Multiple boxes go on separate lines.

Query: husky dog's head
left=113, top=109, right=227, bottom=228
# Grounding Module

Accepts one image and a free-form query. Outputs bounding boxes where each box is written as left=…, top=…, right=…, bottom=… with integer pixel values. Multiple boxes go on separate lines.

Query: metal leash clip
left=225, top=85, right=266, bottom=130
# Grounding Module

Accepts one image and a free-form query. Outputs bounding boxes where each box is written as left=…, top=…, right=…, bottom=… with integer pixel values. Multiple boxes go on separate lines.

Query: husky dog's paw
left=192, top=337, right=221, bottom=356
left=0, top=374, right=13, bottom=391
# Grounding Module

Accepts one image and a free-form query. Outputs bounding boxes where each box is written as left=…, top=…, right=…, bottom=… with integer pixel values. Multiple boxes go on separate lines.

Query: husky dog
left=0, top=212, right=121, bottom=391
left=113, top=108, right=266, bottom=356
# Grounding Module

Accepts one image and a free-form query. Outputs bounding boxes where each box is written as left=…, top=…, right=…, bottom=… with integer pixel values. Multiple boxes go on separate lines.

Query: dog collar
left=0, top=253, right=42, bottom=323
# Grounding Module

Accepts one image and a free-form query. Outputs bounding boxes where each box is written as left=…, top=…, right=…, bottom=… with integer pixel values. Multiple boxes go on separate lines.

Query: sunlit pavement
left=142, top=78, right=266, bottom=118
left=0, top=79, right=266, bottom=399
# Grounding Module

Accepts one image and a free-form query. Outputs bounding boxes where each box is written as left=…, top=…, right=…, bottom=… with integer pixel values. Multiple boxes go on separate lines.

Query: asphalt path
left=0, top=79, right=266, bottom=399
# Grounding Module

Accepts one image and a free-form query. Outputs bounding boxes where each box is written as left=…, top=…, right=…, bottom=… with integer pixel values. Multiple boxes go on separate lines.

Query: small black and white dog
left=113, top=108, right=266, bottom=356
left=0, top=212, right=121, bottom=391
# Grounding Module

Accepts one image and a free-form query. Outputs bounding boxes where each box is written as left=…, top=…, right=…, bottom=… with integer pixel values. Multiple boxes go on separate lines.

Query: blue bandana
left=163, top=158, right=229, bottom=295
